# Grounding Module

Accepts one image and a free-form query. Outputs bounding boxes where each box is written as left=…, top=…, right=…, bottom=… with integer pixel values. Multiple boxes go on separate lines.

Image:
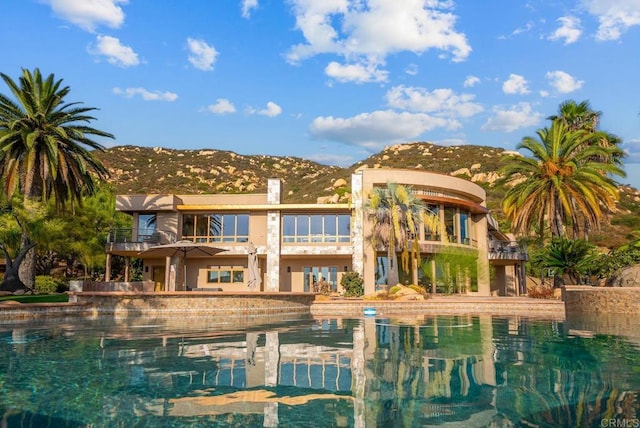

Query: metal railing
left=107, top=228, right=177, bottom=244
left=488, top=240, right=528, bottom=261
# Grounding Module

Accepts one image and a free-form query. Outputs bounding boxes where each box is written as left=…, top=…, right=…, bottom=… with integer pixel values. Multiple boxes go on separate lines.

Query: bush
left=388, top=285, right=402, bottom=294
left=35, top=275, right=60, bottom=294
left=340, top=271, right=364, bottom=297
left=408, top=284, right=427, bottom=296
left=527, top=285, right=556, bottom=299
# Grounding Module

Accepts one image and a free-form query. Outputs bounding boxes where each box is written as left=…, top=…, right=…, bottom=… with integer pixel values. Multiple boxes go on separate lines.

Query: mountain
left=95, top=142, right=640, bottom=249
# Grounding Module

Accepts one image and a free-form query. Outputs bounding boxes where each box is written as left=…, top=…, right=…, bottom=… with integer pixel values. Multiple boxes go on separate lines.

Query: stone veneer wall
left=563, top=286, right=640, bottom=314
left=73, top=292, right=315, bottom=318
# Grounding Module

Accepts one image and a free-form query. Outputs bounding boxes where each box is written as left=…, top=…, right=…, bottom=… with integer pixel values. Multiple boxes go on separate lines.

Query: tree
left=501, top=120, right=624, bottom=240
left=0, top=68, right=113, bottom=290
left=367, top=182, right=436, bottom=287
left=534, top=238, right=595, bottom=285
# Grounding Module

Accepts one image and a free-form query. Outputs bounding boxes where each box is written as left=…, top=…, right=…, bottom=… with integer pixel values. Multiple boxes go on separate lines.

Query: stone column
left=351, top=173, right=364, bottom=277
left=105, top=253, right=111, bottom=281
left=266, top=179, right=282, bottom=292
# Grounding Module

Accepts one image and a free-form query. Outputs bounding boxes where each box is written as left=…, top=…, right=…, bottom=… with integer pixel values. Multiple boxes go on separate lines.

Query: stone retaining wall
left=72, top=292, right=315, bottom=318
left=0, top=302, right=91, bottom=320
left=563, top=286, right=640, bottom=314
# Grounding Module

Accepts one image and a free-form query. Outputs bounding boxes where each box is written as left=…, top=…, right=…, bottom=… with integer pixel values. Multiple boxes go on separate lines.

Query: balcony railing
left=107, top=228, right=177, bottom=245
left=488, top=240, right=528, bottom=261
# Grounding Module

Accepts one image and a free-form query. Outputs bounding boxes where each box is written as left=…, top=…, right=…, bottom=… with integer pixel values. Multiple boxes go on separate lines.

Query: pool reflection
left=0, top=315, right=639, bottom=427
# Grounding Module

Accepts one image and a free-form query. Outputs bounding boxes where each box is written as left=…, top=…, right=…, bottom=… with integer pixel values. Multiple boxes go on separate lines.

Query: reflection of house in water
left=98, top=316, right=506, bottom=427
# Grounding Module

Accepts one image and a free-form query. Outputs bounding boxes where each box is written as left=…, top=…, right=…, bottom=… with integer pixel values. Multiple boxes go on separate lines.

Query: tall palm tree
left=0, top=68, right=113, bottom=290
left=549, top=99, right=624, bottom=166
left=367, top=182, right=431, bottom=287
left=501, top=120, right=624, bottom=240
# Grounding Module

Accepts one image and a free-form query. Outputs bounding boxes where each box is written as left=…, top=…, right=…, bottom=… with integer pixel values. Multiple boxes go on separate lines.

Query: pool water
left=0, top=314, right=639, bottom=427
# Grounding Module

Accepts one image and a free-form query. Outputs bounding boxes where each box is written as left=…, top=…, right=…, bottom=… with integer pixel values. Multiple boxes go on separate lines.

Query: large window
left=459, top=211, right=471, bottom=245
left=207, top=266, right=244, bottom=284
left=444, top=207, right=457, bottom=243
left=424, top=204, right=440, bottom=241
left=303, top=266, right=338, bottom=292
left=182, top=213, right=249, bottom=243
left=137, top=214, right=157, bottom=242
left=283, top=214, right=350, bottom=243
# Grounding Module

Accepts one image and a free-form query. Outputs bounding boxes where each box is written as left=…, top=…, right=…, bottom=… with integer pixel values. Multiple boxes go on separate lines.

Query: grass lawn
left=0, top=294, right=69, bottom=303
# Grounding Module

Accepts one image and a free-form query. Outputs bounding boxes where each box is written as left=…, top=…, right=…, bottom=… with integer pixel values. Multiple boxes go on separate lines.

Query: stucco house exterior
left=105, top=168, right=526, bottom=296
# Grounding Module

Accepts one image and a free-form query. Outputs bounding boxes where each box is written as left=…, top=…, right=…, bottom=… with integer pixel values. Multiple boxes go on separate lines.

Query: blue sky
left=3, top=0, right=640, bottom=188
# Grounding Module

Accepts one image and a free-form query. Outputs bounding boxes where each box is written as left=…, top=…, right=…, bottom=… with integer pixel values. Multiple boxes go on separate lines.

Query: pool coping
left=0, top=293, right=566, bottom=321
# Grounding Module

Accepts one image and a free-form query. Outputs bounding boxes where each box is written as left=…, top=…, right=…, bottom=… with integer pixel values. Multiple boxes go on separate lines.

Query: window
left=137, top=214, right=157, bottom=243
left=207, top=266, right=244, bottom=284
left=283, top=214, right=350, bottom=243
left=182, top=213, right=249, bottom=243
left=445, top=207, right=457, bottom=243
left=424, top=204, right=440, bottom=241
left=303, top=266, right=338, bottom=292
left=459, top=211, right=471, bottom=245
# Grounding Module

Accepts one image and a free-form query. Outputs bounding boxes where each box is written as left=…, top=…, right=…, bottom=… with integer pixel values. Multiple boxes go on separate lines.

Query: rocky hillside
left=95, top=142, right=640, bottom=249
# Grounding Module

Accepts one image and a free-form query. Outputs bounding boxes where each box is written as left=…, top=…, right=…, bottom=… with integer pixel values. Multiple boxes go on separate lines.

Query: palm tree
left=501, top=120, right=624, bottom=240
left=367, top=182, right=432, bottom=287
left=0, top=68, right=113, bottom=291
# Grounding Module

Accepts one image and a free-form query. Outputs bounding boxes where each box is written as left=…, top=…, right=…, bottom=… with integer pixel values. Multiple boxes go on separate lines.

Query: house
left=106, top=168, right=526, bottom=296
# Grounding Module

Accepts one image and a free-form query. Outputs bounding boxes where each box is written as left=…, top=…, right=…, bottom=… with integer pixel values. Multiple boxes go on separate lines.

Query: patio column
left=105, top=253, right=111, bottom=281
left=266, top=179, right=281, bottom=292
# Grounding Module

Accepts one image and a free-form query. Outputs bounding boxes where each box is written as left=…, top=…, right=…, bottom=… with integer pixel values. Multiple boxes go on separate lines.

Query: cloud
left=310, top=110, right=451, bottom=151
left=248, top=101, right=282, bottom=117
left=42, top=0, right=127, bottom=32
left=325, top=61, right=388, bottom=83
left=481, top=102, right=542, bottom=132
left=581, top=0, right=640, bottom=41
left=502, top=74, right=530, bottom=95
left=306, top=153, right=354, bottom=167
left=286, top=1, right=471, bottom=83
left=463, top=75, right=480, bottom=88
left=241, top=0, right=258, bottom=18
left=187, top=38, right=218, bottom=71
left=499, top=21, right=534, bottom=39
left=623, top=139, right=640, bottom=163
left=113, top=87, right=178, bottom=101
left=546, top=70, right=584, bottom=93
left=548, top=16, right=582, bottom=44
left=207, top=98, right=236, bottom=114
left=405, top=64, right=419, bottom=76
left=92, top=35, right=139, bottom=67
left=385, top=85, right=483, bottom=119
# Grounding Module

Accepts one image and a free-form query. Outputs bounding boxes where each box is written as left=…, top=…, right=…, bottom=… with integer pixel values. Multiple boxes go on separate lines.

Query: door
left=152, top=267, right=165, bottom=291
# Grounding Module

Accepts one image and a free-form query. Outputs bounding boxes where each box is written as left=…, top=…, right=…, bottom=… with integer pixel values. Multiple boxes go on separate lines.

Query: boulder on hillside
left=607, top=264, right=640, bottom=287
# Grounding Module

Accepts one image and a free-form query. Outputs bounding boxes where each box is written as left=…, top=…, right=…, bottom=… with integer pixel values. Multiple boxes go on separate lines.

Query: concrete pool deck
left=0, top=292, right=566, bottom=321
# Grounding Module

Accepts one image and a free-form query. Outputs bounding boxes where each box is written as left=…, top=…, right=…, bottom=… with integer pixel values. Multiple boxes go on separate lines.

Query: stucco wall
left=563, top=286, right=640, bottom=314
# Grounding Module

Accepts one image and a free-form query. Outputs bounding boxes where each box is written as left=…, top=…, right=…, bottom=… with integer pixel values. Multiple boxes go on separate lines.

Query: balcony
left=488, top=240, right=528, bottom=262
left=106, top=228, right=177, bottom=256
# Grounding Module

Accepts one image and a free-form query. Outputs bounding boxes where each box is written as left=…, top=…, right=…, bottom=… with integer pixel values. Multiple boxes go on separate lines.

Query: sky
left=2, top=0, right=640, bottom=188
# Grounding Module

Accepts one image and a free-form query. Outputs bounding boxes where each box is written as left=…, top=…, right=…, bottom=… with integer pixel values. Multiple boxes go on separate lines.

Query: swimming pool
left=0, top=314, right=638, bottom=427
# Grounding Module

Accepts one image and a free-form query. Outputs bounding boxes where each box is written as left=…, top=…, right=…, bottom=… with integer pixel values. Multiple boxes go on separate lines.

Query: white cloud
left=481, top=102, right=542, bottom=132
left=241, top=0, right=258, bottom=18
left=248, top=101, right=282, bottom=117
left=548, top=16, right=582, bottom=44
left=92, top=35, right=139, bottom=67
left=187, top=38, right=218, bottom=71
left=113, top=87, right=178, bottom=101
left=42, top=0, right=127, bottom=32
left=207, top=98, right=236, bottom=114
left=306, top=153, right=354, bottom=167
left=286, top=1, right=471, bottom=83
left=546, top=70, right=584, bottom=93
left=310, top=110, right=451, bottom=151
left=581, top=0, right=640, bottom=41
left=623, top=139, right=640, bottom=163
left=405, top=64, right=419, bottom=76
left=385, top=85, right=483, bottom=119
left=502, top=74, right=530, bottom=95
left=325, top=61, right=388, bottom=83
left=463, top=75, right=480, bottom=88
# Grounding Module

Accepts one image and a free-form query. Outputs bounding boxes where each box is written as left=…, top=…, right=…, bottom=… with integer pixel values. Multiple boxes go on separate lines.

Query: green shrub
left=388, top=285, right=402, bottom=294
left=340, top=271, right=364, bottom=297
left=408, top=284, right=427, bottom=295
left=35, top=276, right=59, bottom=294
